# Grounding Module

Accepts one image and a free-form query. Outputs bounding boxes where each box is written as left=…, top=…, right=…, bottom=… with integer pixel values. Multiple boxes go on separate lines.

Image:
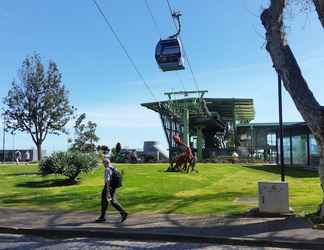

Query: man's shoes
left=120, top=212, right=128, bottom=223
left=95, top=216, right=106, bottom=222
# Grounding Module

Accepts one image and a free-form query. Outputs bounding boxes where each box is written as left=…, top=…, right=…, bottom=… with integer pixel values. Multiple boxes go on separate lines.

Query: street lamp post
left=278, top=73, right=285, bottom=182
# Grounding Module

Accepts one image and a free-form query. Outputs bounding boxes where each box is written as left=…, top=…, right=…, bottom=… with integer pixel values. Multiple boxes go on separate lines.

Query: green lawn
left=0, top=163, right=321, bottom=216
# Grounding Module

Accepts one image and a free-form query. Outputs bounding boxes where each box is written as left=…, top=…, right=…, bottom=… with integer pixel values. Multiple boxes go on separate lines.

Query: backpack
left=110, top=167, right=123, bottom=188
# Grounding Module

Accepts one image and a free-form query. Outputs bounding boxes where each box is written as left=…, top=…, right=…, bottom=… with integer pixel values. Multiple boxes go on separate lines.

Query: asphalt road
left=0, top=233, right=298, bottom=250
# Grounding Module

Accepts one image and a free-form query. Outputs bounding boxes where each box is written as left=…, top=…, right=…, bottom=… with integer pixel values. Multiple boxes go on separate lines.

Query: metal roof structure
left=204, top=98, right=255, bottom=122
left=237, top=122, right=306, bottom=128
left=141, top=96, right=255, bottom=160
left=141, top=98, right=255, bottom=123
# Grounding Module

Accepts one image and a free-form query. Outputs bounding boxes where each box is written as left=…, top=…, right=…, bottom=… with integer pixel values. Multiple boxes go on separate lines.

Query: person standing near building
left=96, top=158, right=127, bottom=223
left=24, top=151, right=31, bottom=164
left=231, top=151, right=239, bottom=163
left=15, top=151, right=22, bottom=165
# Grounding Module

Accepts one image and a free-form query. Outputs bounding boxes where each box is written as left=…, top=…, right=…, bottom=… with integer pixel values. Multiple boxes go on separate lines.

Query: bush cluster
left=39, top=151, right=98, bottom=181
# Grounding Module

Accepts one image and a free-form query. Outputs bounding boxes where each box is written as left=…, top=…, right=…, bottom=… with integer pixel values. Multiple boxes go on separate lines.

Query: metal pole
left=278, top=73, right=285, bottom=182
left=289, top=131, right=293, bottom=167
left=275, top=131, right=279, bottom=164
left=306, top=132, right=311, bottom=167
left=197, top=127, right=203, bottom=161
left=2, top=115, right=5, bottom=163
left=13, top=133, right=15, bottom=150
left=182, top=109, right=189, bottom=145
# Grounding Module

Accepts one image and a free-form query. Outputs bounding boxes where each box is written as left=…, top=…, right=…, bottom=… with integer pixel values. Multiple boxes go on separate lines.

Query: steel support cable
left=145, top=0, right=186, bottom=93
left=175, top=72, right=186, bottom=92
left=165, top=0, right=200, bottom=93
left=144, top=0, right=162, bottom=39
left=166, top=0, right=178, bottom=29
left=179, top=42, right=200, bottom=92
left=91, top=0, right=158, bottom=101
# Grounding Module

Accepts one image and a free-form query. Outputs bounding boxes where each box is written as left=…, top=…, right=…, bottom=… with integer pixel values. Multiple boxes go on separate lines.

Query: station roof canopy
left=141, top=98, right=255, bottom=122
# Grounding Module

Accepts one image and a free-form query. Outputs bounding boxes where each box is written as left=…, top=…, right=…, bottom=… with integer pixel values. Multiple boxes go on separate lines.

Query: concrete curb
left=0, top=226, right=324, bottom=249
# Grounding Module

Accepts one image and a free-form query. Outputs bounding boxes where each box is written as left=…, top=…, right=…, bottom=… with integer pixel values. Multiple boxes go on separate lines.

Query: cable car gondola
left=155, top=37, right=184, bottom=72
left=155, top=11, right=185, bottom=72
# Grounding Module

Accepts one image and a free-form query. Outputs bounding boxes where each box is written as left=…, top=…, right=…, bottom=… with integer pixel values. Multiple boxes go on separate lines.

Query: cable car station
left=142, top=90, right=320, bottom=168
left=141, top=90, right=255, bottom=161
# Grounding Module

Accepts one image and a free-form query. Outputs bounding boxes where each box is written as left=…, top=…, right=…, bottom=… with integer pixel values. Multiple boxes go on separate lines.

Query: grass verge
left=0, top=163, right=320, bottom=216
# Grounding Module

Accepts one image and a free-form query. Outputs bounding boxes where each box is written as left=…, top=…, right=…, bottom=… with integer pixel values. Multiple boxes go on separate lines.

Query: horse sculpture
left=168, top=134, right=196, bottom=173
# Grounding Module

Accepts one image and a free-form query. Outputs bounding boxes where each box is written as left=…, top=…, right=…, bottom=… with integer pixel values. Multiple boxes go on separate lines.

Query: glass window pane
left=162, top=46, right=180, bottom=55
left=309, top=135, right=319, bottom=166
left=292, top=135, right=307, bottom=165
left=283, top=137, right=291, bottom=165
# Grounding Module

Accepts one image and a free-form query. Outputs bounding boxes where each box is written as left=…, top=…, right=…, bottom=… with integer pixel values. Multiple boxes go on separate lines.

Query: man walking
left=96, top=158, right=128, bottom=223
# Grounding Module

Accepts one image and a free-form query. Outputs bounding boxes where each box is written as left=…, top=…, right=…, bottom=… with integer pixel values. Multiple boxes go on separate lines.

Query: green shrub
left=40, top=151, right=98, bottom=181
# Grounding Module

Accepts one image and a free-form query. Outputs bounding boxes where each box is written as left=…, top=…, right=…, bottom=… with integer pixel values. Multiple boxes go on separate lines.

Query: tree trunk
left=313, top=0, right=324, bottom=28
left=36, top=143, right=42, bottom=161
left=261, top=0, right=324, bottom=217
left=319, top=145, right=324, bottom=217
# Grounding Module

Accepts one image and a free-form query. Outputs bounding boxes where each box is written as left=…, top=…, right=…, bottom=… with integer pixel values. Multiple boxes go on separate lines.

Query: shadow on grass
left=121, top=191, right=245, bottom=216
left=164, top=192, right=243, bottom=215
left=16, top=179, right=78, bottom=188
left=242, top=165, right=318, bottom=178
left=0, top=190, right=245, bottom=216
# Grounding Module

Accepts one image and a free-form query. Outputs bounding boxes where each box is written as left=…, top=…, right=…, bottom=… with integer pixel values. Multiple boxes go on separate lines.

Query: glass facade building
left=237, top=122, right=319, bottom=168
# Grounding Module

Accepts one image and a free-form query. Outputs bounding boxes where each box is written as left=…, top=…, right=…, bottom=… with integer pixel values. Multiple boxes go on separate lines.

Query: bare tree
left=261, top=0, right=324, bottom=216
left=3, top=53, right=75, bottom=160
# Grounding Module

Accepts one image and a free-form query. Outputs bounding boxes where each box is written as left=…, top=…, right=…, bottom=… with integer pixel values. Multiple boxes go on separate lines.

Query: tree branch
left=22, top=119, right=38, bottom=145
left=313, top=0, right=324, bottom=27
left=261, top=0, right=323, bottom=138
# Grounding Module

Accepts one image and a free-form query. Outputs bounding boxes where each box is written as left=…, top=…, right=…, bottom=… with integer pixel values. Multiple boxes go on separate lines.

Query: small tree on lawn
left=69, top=113, right=99, bottom=153
left=3, top=53, right=74, bottom=160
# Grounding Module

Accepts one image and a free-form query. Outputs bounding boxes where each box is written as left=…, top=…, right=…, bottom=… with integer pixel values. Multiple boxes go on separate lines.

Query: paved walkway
left=0, top=208, right=324, bottom=249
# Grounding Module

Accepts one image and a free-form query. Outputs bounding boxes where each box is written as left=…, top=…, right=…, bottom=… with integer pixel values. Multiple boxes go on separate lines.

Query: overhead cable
left=91, top=0, right=158, bottom=101
left=144, top=0, right=162, bottom=39
left=145, top=0, right=186, bottom=93
left=165, top=0, right=200, bottom=92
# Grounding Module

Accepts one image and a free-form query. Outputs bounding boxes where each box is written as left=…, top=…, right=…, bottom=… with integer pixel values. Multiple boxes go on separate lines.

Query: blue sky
left=0, top=0, right=323, bottom=153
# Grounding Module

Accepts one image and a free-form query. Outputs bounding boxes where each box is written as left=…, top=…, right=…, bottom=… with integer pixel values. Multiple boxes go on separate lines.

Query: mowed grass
left=0, top=163, right=321, bottom=216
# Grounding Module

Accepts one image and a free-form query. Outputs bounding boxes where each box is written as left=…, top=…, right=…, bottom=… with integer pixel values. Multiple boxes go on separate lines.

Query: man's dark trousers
left=100, top=184, right=126, bottom=218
